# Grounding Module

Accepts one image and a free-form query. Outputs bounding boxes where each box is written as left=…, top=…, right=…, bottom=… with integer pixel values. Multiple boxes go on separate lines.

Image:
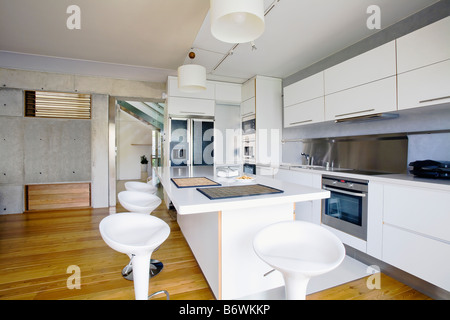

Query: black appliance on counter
left=243, top=163, right=256, bottom=175
left=409, top=160, right=450, bottom=179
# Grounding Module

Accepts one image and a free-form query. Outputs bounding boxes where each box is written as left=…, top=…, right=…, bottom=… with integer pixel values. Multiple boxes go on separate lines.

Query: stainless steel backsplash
left=301, top=134, right=408, bottom=173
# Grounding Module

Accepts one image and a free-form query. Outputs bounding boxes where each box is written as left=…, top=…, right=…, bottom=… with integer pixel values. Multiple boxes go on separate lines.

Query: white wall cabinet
left=398, top=58, right=450, bottom=110
left=325, top=76, right=397, bottom=121
left=283, top=72, right=325, bottom=128
left=396, top=17, right=450, bottom=111
left=167, top=97, right=215, bottom=117
left=215, top=82, right=241, bottom=105
left=284, top=72, right=324, bottom=107
left=324, top=41, right=396, bottom=95
left=284, top=97, right=324, bottom=128
left=396, top=16, right=450, bottom=74
left=241, top=97, right=255, bottom=118
left=241, top=78, right=256, bottom=103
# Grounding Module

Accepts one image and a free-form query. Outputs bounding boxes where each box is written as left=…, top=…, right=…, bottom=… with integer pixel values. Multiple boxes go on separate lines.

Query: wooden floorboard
left=0, top=193, right=431, bottom=300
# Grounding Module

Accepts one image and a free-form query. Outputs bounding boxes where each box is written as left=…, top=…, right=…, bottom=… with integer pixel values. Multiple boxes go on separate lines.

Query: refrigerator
left=169, top=118, right=215, bottom=167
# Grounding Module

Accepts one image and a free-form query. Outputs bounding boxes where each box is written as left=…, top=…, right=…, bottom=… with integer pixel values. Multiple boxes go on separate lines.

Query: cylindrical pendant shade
left=210, top=0, right=265, bottom=44
left=177, top=64, right=207, bottom=93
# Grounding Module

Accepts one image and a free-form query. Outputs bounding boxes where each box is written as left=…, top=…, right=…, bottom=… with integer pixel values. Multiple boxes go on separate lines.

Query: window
left=25, top=90, right=91, bottom=119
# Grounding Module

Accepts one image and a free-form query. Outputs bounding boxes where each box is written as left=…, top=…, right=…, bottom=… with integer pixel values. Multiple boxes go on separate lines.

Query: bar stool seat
left=125, top=181, right=157, bottom=194
left=118, top=191, right=161, bottom=214
left=99, top=213, right=170, bottom=300
left=253, top=221, right=345, bottom=300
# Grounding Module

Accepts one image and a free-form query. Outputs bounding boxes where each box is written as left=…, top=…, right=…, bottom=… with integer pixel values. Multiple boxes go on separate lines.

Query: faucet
left=301, top=153, right=310, bottom=165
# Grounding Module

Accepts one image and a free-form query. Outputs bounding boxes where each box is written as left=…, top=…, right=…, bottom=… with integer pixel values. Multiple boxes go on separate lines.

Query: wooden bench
left=25, top=183, right=91, bottom=211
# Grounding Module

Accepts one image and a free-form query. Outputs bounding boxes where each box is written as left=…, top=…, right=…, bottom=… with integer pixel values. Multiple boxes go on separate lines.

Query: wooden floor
left=0, top=196, right=431, bottom=300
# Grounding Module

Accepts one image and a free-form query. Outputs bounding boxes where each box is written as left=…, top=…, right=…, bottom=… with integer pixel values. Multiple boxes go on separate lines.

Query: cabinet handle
left=335, top=109, right=375, bottom=118
left=289, top=119, right=312, bottom=125
left=179, top=111, right=206, bottom=115
left=419, top=96, right=450, bottom=104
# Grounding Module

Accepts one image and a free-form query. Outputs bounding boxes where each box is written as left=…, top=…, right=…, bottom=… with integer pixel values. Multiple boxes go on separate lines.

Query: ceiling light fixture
left=177, top=51, right=206, bottom=93
left=210, top=0, right=265, bottom=44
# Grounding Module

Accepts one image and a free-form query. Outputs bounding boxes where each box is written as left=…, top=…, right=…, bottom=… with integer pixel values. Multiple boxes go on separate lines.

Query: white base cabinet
left=381, top=183, right=450, bottom=291
left=383, top=224, right=450, bottom=292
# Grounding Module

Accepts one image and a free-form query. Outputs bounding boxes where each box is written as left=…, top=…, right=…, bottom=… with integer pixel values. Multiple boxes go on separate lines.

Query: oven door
left=321, top=185, right=368, bottom=241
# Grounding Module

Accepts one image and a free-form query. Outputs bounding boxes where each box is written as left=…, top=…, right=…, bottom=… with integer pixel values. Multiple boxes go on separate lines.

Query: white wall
left=117, top=109, right=153, bottom=180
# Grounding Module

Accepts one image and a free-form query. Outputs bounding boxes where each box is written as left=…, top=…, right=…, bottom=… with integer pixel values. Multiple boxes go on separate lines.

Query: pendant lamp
left=177, top=52, right=206, bottom=93
left=210, top=0, right=265, bottom=44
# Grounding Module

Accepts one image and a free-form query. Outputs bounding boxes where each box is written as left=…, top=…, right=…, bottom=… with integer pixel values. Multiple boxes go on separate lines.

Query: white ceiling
left=0, top=0, right=439, bottom=84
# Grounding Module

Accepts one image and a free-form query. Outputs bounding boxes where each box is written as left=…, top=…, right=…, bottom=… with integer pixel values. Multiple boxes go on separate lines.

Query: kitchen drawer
left=283, top=72, right=324, bottom=107
left=383, top=224, right=450, bottom=291
left=398, top=59, right=450, bottom=110
left=383, top=184, right=450, bottom=242
left=397, top=16, right=450, bottom=74
left=284, top=97, right=324, bottom=128
left=325, top=76, right=397, bottom=121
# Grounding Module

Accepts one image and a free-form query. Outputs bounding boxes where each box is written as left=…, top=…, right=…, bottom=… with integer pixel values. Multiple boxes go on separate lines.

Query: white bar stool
left=125, top=181, right=158, bottom=194
left=117, top=191, right=163, bottom=280
left=253, top=221, right=345, bottom=300
left=99, top=213, right=170, bottom=300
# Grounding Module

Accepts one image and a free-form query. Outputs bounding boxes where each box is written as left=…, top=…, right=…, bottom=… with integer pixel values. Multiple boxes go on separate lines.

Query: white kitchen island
left=155, top=166, right=330, bottom=300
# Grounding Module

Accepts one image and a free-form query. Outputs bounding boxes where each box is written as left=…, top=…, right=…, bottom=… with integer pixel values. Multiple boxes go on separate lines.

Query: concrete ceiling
left=0, top=0, right=440, bottom=84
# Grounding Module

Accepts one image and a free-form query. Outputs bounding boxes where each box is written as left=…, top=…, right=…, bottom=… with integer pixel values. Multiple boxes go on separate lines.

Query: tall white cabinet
left=242, top=76, right=282, bottom=167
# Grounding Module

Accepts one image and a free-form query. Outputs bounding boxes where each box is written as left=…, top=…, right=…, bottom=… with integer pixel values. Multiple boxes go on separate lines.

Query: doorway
left=108, top=97, right=164, bottom=207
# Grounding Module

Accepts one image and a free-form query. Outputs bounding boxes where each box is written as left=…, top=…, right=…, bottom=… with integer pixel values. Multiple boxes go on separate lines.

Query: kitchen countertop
left=279, top=163, right=450, bottom=191
left=155, top=166, right=330, bottom=215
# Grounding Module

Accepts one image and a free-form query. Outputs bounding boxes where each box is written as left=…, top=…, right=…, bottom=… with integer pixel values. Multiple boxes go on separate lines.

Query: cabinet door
left=215, top=83, right=241, bottom=104
left=398, top=59, right=450, bottom=110
left=167, top=97, right=215, bottom=117
left=325, top=76, right=397, bottom=121
left=284, top=97, right=324, bottom=128
left=241, top=97, right=255, bottom=117
left=383, top=224, right=450, bottom=291
left=324, top=41, right=396, bottom=95
left=241, top=78, right=256, bottom=102
left=283, top=72, right=324, bottom=107
left=397, top=16, right=450, bottom=74
left=383, top=184, right=450, bottom=242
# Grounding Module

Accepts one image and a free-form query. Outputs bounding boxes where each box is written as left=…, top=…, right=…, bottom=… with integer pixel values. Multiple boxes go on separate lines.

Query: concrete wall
left=0, top=68, right=166, bottom=213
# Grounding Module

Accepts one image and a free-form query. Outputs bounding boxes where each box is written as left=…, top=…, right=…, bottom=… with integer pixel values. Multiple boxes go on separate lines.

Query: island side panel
left=220, top=203, right=295, bottom=300
left=177, top=211, right=220, bottom=299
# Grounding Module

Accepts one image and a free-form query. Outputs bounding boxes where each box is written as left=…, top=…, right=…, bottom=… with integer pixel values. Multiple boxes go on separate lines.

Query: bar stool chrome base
left=149, top=290, right=170, bottom=300
left=122, top=259, right=163, bottom=281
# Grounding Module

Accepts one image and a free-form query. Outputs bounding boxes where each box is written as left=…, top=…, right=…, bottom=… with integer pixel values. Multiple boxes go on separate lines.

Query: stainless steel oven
left=321, top=175, right=368, bottom=241
left=243, top=134, right=256, bottom=163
